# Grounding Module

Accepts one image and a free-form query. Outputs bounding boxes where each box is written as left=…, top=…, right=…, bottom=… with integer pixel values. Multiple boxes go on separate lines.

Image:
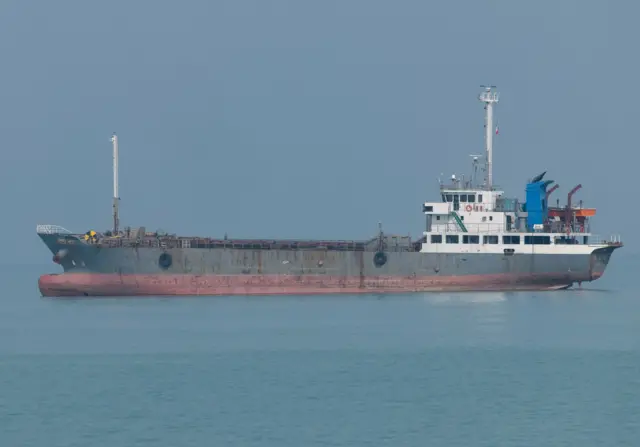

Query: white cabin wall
left=424, top=189, right=520, bottom=234
left=430, top=216, right=459, bottom=233
left=422, top=202, right=450, bottom=214
left=429, top=212, right=505, bottom=234
left=419, top=241, right=597, bottom=255
left=457, top=211, right=505, bottom=233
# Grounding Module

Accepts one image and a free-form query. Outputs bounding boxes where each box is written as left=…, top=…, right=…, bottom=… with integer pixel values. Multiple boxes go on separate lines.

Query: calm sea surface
left=1, top=254, right=639, bottom=446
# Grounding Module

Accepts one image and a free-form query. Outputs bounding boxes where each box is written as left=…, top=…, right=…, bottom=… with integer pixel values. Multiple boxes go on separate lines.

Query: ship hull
left=38, top=272, right=583, bottom=297
left=36, top=240, right=618, bottom=297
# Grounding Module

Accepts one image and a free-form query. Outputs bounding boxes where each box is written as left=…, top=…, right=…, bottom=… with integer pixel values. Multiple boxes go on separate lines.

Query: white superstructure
left=418, top=86, right=620, bottom=255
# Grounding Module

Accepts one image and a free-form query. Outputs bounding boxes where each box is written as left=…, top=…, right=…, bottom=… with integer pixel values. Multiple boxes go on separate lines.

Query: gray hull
left=37, top=232, right=619, bottom=296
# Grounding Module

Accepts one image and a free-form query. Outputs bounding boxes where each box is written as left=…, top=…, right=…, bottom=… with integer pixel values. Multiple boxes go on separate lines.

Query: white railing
left=36, top=224, right=72, bottom=235
left=431, top=223, right=506, bottom=234
left=583, top=234, right=623, bottom=246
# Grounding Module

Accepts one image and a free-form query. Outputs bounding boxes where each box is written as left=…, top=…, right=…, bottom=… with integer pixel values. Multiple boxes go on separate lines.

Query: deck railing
left=432, top=221, right=598, bottom=235
left=439, top=183, right=501, bottom=191
left=584, top=234, right=623, bottom=246
left=431, top=223, right=515, bottom=234
left=93, top=235, right=422, bottom=252
left=36, top=224, right=72, bottom=235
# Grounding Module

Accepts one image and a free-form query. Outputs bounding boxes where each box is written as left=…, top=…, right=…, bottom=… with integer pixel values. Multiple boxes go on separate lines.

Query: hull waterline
left=38, top=272, right=595, bottom=297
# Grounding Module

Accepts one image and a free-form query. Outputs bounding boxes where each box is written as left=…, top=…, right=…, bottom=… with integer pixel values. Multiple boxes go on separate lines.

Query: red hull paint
left=38, top=273, right=584, bottom=297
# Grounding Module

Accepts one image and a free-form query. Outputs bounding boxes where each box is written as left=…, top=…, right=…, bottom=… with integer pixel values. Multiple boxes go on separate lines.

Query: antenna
left=110, top=133, right=119, bottom=234
left=469, top=154, right=483, bottom=187
left=478, top=85, right=499, bottom=190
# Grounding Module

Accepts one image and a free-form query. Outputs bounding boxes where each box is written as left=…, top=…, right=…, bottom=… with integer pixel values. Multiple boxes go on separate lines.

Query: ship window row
left=442, top=194, right=483, bottom=204
left=524, top=235, right=551, bottom=245
left=429, top=235, right=552, bottom=245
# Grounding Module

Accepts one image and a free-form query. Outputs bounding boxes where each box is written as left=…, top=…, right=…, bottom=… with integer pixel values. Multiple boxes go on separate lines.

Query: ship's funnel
left=531, top=171, right=546, bottom=183
left=526, top=175, right=551, bottom=231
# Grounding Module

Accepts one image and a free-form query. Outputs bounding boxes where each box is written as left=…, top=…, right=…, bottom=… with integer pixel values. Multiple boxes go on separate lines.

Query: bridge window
left=446, top=235, right=459, bottom=244
left=463, top=235, right=479, bottom=244
left=431, top=234, right=442, bottom=243
left=525, top=235, right=551, bottom=245
left=460, top=195, right=467, bottom=202
left=446, top=194, right=453, bottom=202
left=468, top=195, right=475, bottom=203
left=483, top=235, right=499, bottom=244
left=478, top=194, right=483, bottom=202
left=423, top=205, right=433, bottom=212
left=555, top=236, right=579, bottom=245
left=503, top=235, right=520, bottom=244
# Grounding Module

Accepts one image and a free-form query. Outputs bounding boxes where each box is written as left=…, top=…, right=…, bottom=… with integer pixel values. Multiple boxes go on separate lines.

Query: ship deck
left=91, top=234, right=423, bottom=252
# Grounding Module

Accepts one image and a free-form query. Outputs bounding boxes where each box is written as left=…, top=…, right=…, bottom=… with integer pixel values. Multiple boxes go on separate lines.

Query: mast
left=110, top=133, right=119, bottom=234
left=478, top=85, right=499, bottom=189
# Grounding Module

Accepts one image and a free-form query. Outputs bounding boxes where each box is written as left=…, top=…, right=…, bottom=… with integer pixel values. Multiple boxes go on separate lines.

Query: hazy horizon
left=1, top=0, right=634, bottom=266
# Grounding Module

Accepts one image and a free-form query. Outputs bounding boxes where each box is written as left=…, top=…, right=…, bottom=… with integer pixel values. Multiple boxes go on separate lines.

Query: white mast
left=478, top=85, right=499, bottom=189
left=110, top=133, right=119, bottom=234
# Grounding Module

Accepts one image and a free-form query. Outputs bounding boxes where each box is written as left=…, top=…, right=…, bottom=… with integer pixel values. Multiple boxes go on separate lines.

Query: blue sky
left=0, top=0, right=631, bottom=263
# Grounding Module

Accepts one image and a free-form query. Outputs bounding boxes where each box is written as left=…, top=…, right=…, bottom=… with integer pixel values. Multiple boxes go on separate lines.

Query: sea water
left=1, top=253, right=639, bottom=446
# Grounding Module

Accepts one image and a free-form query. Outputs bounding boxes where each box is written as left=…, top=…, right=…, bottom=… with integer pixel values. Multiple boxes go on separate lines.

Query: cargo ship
left=37, top=86, right=622, bottom=297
